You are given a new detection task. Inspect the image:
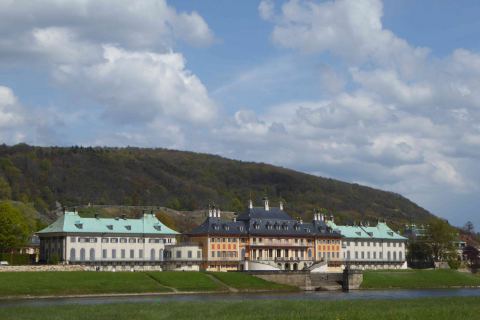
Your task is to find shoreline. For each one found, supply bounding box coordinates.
[3,286,480,301]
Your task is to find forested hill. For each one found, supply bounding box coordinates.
[0,144,438,228]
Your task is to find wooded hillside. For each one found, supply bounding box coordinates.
[0,144,438,228]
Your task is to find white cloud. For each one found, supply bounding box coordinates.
[259,0,275,21]
[55,45,217,125]
[0,0,214,65]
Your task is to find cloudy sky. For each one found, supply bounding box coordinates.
[1,0,480,228]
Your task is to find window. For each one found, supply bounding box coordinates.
[197,251,201,258]
[111,238,118,243]
[373,252,377,259]
[387,242,390,247]
[176,251,182,259]
[367,252,370,259]
[188,250,192,258]
[361,252,364,259]
[399,251,403,261]
[139,249,143,259]
[70,248,76,261]
[129,238,136,243]
[379,252,383,259]
[89,248,95,261]
[387,251,391,260]
[211,238,215,243]
[393,251,397,261]
[151,249,156,260]
[121,249,125,259]
[347,251,351,260]
[130,249,134,259]
[393,242,396,248]
[211,251,215,258]
[217,251,220,257]
[70,237,76,243]
[355,252,358,259]
[102,249,107,259]
[112,249,116,259]
[120,238,127,243]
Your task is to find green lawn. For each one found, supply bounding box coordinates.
[361,269,480,289]
[2,297,480,320]
[210,272,296,291]
[146,272,222,292]
[0,272,171,297]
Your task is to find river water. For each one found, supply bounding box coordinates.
[1,289,480,308]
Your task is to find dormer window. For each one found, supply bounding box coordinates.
[106,225,113,230]
[213,224,219,230]
[74,223,83,229]
[223,225,229,231]
[125,225,131,230]
[387,231,394,236]
[355,231,361,236]
[294,224,300,231]
[154,225,162,231]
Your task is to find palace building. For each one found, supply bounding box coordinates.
[186,198,343,272]
[326,219,407,270]
[37,210,178,271]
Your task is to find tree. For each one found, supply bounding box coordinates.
[426,219,457,262]
[0,201,32,252]
[0,177,11,200]
[463,221,475,234]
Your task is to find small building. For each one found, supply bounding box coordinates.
[326,220,407,270]
[37,210,178,271]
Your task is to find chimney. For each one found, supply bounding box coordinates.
[248,199,253,209]
[279,200,284,211]
[263,197,269,211]
[208,204,213,218]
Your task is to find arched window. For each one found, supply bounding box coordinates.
[159,249,164,261]
[150,249,156,261]
[89,248,95,261]
[399,251,403,261]
[80,248,85,261]
[308,250,312,258]
[387,251,391,261]
[393,251,397,261]
[70,248,76,261]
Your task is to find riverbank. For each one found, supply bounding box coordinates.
[0,271,295,298]
[361,269,480,289]
[2,296,480,320]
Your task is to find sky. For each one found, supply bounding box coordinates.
[1,0,480,229]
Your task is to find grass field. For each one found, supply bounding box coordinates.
[0,272,170,297]
[147,272,222,292]
[361,269,480,289]
[0,271,295,297]
[210,272,295,291]
[2,297,480,320]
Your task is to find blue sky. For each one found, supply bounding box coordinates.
[1,0,480,229]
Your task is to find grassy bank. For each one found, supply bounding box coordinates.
[0,271,295,297]
[2,297,480,320]
[210,272,295,291]
[361,269,480,289]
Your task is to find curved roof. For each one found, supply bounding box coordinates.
[37,211,179,235]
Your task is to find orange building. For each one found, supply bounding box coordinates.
[187,198,342,271]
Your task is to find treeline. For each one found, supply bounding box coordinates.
[0,144,437,227]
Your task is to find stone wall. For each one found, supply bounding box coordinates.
[0,265,88,272]
[250,271,347,291]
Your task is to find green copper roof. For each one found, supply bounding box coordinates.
[37,212,179,235]
[326,221,406,240]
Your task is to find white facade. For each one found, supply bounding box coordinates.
[342,239,407,270]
